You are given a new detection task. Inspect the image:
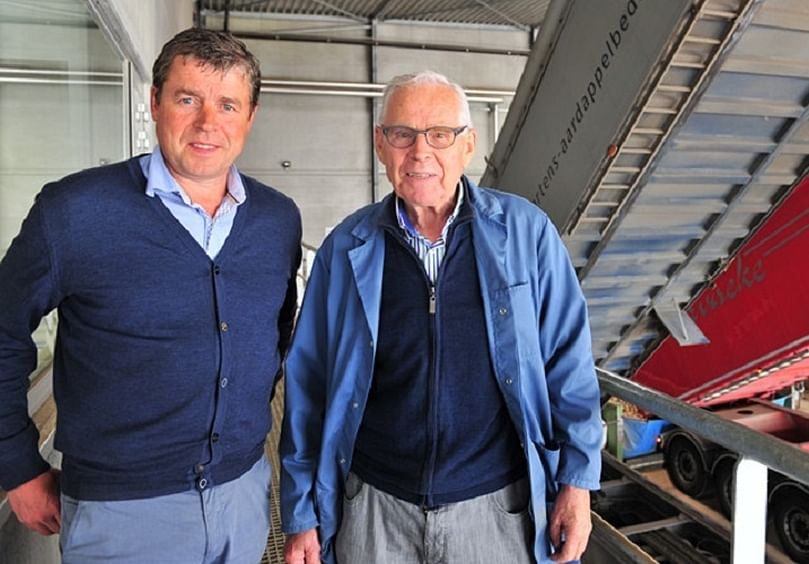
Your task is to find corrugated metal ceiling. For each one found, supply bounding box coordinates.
[199,0,550,28]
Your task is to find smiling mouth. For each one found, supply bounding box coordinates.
[190,142,218,150]
[406,172,434,178]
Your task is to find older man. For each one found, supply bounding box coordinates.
[281,71,601,564]
[0,29,300,563]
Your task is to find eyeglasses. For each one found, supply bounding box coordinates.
[379,125,468,149]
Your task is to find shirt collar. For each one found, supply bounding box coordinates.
[395,182,465,241]
[142,146,246,206]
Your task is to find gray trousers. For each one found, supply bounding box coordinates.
[335,473,535,564]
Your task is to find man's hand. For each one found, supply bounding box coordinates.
[7,469,61,535]
[548,484,591,562]
[284,528,321,564]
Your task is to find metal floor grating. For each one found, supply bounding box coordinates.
[261,382,286,564]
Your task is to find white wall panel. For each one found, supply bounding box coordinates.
[240,93,372,244]
[224,16,527,247]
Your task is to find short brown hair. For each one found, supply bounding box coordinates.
[152,28,261,109]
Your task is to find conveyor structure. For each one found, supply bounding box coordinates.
[485,0,809,377]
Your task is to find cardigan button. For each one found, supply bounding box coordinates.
[498,307,508,316]
[213,265,221,275]
[220,321,229,332]
[505,377,513,385]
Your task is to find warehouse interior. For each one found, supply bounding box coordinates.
[3,0,809,562]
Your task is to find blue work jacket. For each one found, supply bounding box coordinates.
[280,177,602,563]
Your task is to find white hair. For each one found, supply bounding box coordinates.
[380,70,473,127]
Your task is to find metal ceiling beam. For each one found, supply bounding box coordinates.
[200,1,540,30]
[199,0,544,28]
[369,0,395,20]
[309,0,366,23]
[473,0,529,31]
[394,0,530,28]
[234,30,530,56]
[209,0,269,10]
[256,23,371,35]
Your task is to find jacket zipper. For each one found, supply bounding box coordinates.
[425,279,440,507]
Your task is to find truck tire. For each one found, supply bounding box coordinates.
[713,458,734,518]
[772,488,809,563]
[666,436,707,498]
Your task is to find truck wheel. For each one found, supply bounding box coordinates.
[773,489,809,563]
[713,459,734,518]
[666,436,707,497]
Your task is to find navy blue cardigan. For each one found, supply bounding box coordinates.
[352,201,526,506]
[0,157,301,500]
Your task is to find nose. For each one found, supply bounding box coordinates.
[409,131,433,157]
[194,103,217,130]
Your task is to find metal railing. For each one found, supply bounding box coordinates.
[296,242,318,306]
[598,368,809,562]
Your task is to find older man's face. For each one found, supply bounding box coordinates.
[375,84,476,213]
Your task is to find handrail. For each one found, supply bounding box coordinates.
[296,242,319,302]
[598,367,809,561]
[597,367,809,486]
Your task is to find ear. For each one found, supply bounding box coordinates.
[374,126,385,160]
[149,86,160,121]
[462,127,477,168]
[246,103,258,130]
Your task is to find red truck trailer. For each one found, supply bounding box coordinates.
[630,174,809,562]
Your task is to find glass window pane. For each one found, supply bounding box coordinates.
[0,0,126,377]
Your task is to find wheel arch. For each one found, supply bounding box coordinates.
[770,476,809,504]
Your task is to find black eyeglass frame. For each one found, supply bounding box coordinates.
[378,125,469,149]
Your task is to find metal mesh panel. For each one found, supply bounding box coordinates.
[261,383,286,563]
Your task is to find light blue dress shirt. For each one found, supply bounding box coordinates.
[140,147,245,258]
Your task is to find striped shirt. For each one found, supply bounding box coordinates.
[395,184,464,283]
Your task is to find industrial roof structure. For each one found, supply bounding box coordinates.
[202,0,809,379]
[199,0,550,29]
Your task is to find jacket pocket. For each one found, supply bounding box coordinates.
[342,471,365,504]
[59,494,86,553]
[536,440,561,500]
[491,477,531,517]
[507,283,541,362]
[526,439,561,514]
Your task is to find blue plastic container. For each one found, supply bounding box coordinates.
[622,418,670,458]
